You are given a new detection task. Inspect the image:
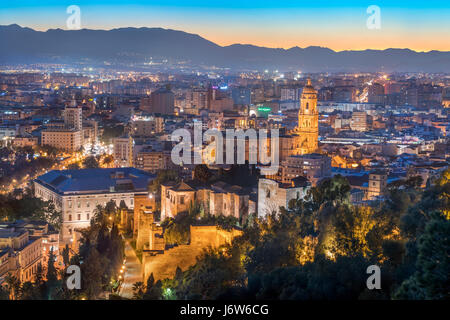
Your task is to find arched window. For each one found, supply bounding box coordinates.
[306,102,309,110]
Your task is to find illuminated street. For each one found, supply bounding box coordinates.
[119,240,143,299]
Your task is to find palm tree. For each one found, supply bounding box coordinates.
[5,273,20,300]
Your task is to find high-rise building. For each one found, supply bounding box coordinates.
[131,115,164,137]
[64,106,83,131]
[350,111,369,132]
[280,87,301,101]
[113,136,134,167]
[187,89,208,109]
[231,87,251,105]
[368,83,385,104]
[150,86,174,115]
[135,149,175,173]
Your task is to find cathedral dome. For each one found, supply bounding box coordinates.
[302,78,316,94]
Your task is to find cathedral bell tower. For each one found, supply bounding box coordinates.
[296,78,318,154]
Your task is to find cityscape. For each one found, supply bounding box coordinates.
[0,1,449,307]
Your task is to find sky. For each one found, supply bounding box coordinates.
[1,0,449,51]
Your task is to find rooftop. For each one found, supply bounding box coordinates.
[34,167,155,195]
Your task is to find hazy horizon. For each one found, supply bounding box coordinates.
[1,0,449,52]
[2,23,449,54]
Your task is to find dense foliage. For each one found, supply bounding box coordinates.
[136,169,450,300]
[1,202,124,300]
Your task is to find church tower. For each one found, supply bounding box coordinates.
[296,78,318,154]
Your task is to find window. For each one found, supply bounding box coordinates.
[68,215,72,221]
[266,189,271,198]
[180,196,185,204]
[87,213,90,220]
[78,214,81,221]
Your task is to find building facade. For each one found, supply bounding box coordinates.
[41,128,82,152]
[113,136,134,167]
[257,177,310,217]
[0,226,42,285]
[293,78,319,154]
[34,168,154,242]
[281,153,332,186]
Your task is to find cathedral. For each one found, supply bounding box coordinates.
[293,78,319,154]
[242,78,319,169]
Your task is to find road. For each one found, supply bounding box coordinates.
[119,240,143,299]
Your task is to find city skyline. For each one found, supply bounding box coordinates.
[1,0,450,52]
[0,1,448,305]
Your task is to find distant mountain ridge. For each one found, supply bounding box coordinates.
[1,24,449,72]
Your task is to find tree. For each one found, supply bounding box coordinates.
[0,285,9,300]
[142,273,161,300]
[394,213,450,299]
[4,273,20,300]
[308,174,351,209]
[149,169,179,195]
[193,164,212,183]
[81,248,108,299]
[46,247,58,290]
[102,155,114,167]
[68,162,80,170]
[83,156,99,169]
[62,245,70,266]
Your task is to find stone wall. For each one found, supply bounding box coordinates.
[133,194,154,237]
[142,225,242,282]
[190,225,242,248]
[136,211,154,251]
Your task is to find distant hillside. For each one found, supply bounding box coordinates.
[1,24,449,72]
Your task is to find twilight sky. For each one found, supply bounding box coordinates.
[1,0,449,51]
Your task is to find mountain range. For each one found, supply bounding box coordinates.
[1,24,449,72]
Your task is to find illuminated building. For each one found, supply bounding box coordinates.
[63,105,83,131]
[41,128,82,152]
[131,115,164,137]
[34,168,154,242]
[293,78,319,154]
[367,170,388,200]
[257,177,310,217]
[350,111,370,132]
[0,225,42,285]
[281,153,332,186]
[113,136,134,167]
